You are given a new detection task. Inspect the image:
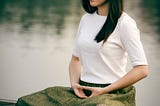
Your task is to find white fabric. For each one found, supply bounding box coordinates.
[72,12,148,84]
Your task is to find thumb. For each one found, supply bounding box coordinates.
[89,93,95,98]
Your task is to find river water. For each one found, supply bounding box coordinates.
[0,0,160,105]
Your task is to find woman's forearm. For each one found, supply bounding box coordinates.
[102,65,149,93]
[69,55,82,87]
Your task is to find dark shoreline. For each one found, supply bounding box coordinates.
[0,101,15,106]
[140,0,160,33]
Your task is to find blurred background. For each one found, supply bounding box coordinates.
[0,0,159,106]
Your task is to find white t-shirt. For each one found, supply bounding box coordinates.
[72,12,148,84]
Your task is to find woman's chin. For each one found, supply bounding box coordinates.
[90,4,97,7]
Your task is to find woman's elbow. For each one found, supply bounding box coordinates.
[139,65,149,78]
[134,65,149,78]
[141,68,149,78]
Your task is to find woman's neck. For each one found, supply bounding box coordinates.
[97,3,109,16]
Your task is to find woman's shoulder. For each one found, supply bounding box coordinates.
[81,12,95,20]
[79,12,96,25]
[77,13,93,29]
[118,12,138,29]
[120,12,136,22]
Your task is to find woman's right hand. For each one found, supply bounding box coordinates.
[72,83,88,99]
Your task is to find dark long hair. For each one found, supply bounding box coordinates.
[82,0,123,43]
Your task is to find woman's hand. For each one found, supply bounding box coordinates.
[72,83,88,99]
[72,83,106,98]
[82,86,105,98]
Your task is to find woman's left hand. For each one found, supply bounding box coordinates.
[82,86,105,98]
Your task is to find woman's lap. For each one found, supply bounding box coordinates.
[16,86,136,106]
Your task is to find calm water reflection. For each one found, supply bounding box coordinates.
[141,0,160,34]
[0,0,83,37]
[0,0,83,101]
[0,0,160,106]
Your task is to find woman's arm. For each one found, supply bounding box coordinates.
[69,55,88,98]
[69,55,81,87]
[83,65,148,97]
[102,65,148,93]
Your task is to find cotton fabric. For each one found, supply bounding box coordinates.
[73,12,148,84]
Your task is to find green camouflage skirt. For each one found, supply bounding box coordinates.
[16,80,136,106]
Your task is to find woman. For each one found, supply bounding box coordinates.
[69,0,148,105]
[16,0,148,106]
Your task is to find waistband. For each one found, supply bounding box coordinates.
[79,80,111,88]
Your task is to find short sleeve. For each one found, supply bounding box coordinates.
[72,15,85,57]
[119,16,148,67]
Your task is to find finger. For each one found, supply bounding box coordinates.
[82,86,94,91]
[89,92,96,98]
[76,93,88,99]
[74,89,88,99]
[79,90,89,98]
[75,84,83,89]
[80,95,88,99]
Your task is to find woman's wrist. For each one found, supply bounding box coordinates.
[100,87,107,94]
[71,82,79,88]
[101,85,111,94]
